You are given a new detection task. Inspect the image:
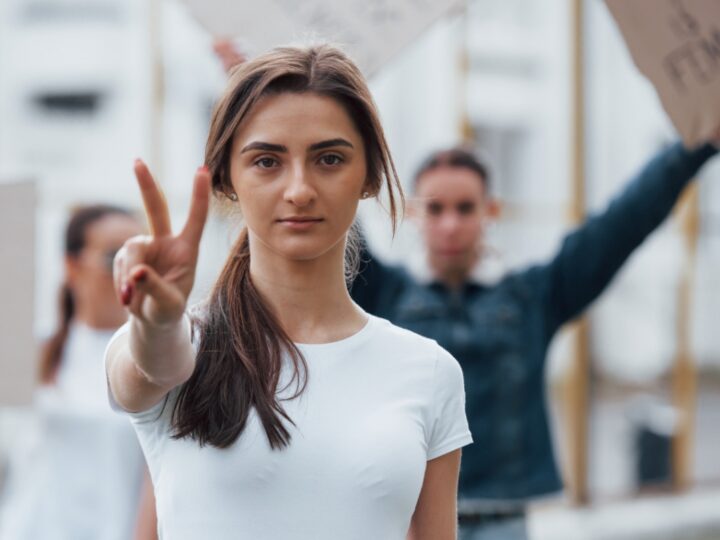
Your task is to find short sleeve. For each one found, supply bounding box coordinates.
[426,346,473,460]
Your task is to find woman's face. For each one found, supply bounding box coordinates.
[229,92,368,262]
[414,167,489,280]
[67,214,143,326]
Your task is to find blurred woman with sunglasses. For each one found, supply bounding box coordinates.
[0,205,149,540]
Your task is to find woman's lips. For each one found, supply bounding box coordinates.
[277,217,324,230]
[437,248,465,257]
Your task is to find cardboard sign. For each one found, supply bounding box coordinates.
[606,0,720,147]
[0,180,36,406]
[180,0,464,76]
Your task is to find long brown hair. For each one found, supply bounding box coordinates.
[171,44,404,449]
[39,204,134,384]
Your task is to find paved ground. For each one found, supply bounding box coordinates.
[530,377,720,539]
[529,487,720,540]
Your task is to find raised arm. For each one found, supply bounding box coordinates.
[541,141,717,331]
[106,161,210,413]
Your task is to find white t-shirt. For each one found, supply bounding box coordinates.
[107,314,472,540]
[0,323,145,540]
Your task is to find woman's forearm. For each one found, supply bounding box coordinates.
[128,314,195,388]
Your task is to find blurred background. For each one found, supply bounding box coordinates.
[0,0,719,538]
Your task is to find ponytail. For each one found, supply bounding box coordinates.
[38,284,75,384]
[172,229,307,449]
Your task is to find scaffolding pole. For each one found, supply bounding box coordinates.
[565,0,590,506]
[672,183,700,491]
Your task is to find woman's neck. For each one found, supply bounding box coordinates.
[429,249,480,291]
[248,235,365,344]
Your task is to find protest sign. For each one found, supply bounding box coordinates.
[180,0,464,76]
[606,0,720,147]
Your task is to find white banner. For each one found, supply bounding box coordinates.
[180,0,465,77]
[606,0,720,147]
[0,180,36,406]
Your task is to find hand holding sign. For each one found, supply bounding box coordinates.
[212,39,247,74]
[606,0,720,147]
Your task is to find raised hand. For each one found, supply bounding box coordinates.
[212,38,247,74]
[114,160,210,327]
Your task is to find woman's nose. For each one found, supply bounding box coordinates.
[283,166,316,207]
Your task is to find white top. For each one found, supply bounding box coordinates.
[107,314,472,540]
[42,322,128,412]
[0,323,145,540]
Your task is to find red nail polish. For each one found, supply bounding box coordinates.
[133,269,148,283]
[121,284,133,305]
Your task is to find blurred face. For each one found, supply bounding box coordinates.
[67,214,143,327]
[414,166,491,283]
[229,92,368,262]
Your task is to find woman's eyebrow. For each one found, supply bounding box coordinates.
[240,141,288,153]
[240,138,354,154]
[308,138,354,151]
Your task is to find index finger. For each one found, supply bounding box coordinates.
[134,159,172,237]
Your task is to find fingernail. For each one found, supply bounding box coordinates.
[133,269,148,283]
[121,284,133,305]
[198,165,209,173]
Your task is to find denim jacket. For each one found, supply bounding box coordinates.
[350,142,717,500]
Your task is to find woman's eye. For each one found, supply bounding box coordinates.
[457,202,476,215]
[426,202,443,216]
[255,157,278,169]
[319,154,343,166]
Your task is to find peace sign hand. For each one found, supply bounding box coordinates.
[114,160,210,327]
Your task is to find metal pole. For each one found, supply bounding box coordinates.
[565,0,590,506]
[458,1,474,144]
[149,0,164,182]
[671,183,700,491]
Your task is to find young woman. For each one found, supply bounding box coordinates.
[0,205,148,540]
[106,45,472,539]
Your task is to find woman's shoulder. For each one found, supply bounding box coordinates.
[366,316,465,408]
[367,315,449,363]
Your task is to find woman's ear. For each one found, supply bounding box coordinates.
[360,181,377,200]
[406,197,424,222]
[484,198,502,221]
